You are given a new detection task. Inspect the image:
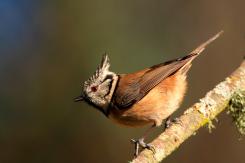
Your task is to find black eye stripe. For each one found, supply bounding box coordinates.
[103,79,113,97]
[103,75,113,82]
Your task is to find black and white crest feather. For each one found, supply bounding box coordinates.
[84,54,111,88]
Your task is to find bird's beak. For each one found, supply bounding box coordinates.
[74,95,84,102]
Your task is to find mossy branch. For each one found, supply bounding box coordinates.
[131,59,245,163]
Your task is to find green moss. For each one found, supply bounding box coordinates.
[227,90,245,135]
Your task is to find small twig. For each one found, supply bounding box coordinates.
[131,59,245,163]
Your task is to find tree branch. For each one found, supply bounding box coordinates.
[131,59,245,163]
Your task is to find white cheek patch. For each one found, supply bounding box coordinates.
[100,79,111,89]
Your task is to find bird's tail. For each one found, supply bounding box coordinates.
[180,31,223,74]
[188,31,223,60]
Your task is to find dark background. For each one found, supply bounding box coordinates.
[1,0,245,163]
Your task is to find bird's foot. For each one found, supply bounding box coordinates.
[165,117,181,129]
[131,138,155,157]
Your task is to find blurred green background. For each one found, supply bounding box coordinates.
[1,0,245,163]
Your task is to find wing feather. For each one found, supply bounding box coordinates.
[113,57,191,108]
[112,31,223,109]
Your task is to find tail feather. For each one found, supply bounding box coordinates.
[188,30,224,60]
[179,31,223,74]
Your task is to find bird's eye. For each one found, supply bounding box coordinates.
[91,86,98,92]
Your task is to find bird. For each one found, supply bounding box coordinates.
[74,31,223,156]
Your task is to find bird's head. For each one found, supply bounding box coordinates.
[74,54,118,115]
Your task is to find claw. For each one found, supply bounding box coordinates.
[165,118,171,128]
[165,117,181,129]
[173,117,181,124]
[131,138,155,157]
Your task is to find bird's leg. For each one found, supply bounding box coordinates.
[131,125,155,157]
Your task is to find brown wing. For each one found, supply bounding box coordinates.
[113,55,194,108]
[113,31,223,109]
